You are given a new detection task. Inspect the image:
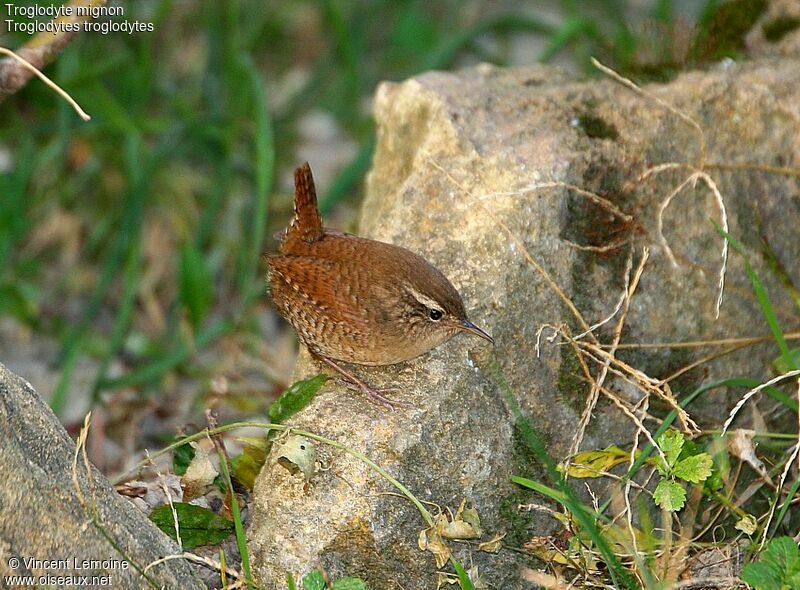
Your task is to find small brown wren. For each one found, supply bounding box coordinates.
[266,162,493,406]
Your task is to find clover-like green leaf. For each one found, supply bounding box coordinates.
[653,479,686,512]
[741,537,800,590]
[658,430,685,471]
[672,453,713,484]
[302,570,327,590]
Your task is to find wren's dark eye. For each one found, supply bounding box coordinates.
[428,308,443,321]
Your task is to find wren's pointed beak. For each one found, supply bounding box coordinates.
[459,319,494,344]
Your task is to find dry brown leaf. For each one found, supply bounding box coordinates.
[418,514,451,568]
[182,442,218,501]
[477,532,505,553]
[727,429,771,483]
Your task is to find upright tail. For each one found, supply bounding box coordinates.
[282,162,324,249]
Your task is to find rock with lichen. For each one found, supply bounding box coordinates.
[249,54,800,588]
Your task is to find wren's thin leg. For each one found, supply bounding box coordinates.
[318,355,413,409]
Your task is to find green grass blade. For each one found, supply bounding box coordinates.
[512,476,639,589]
[480,353,638,589]
[771,473,800,538]
[538,18,597,63]
[450,556,474,590]
[714,223,796,370]
[178,241,214,330]
[90,242,141,404]
[213,436,253,589]
[421,14,555,72]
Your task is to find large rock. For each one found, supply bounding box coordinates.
[250,56,800,588]
[0,362,204,589]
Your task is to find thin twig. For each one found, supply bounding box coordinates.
[0,46,90,120]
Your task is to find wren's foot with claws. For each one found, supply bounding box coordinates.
[318,356,415,409]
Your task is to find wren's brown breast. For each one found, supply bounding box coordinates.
[267,162,492,370]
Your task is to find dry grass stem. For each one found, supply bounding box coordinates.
[0,46,91,120]
[706,162,800,178]
[656,174,698,269]
[562,327,670,468]
[591,57,706,166]
[144,552,242,581]
[721,370,800,434]
[761,440,800,549]
[71,412,93,509]
[145,449,183,551]
[563,238,630,253]
[592,60,730,319]
[598,382,666,464]
[518,181,633,222]
[535,323,564,358]
[652,169,729,319]
[609,330,800,350]
[661,343,751,384]
[580,341,698,433]
[760,378,800,548]
[573,247,634,342]
[569,248,646,459]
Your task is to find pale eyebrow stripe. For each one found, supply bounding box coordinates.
[406,287,442,311]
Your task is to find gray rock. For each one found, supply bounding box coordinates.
[250,56,800,589]
[0,362,204,589]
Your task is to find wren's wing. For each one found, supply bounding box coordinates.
[267,254,370,339]
[281,162,323,252]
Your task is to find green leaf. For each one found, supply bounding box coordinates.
[302,570,327,590]
[269,374,327,423]
[178,242,213,330]
[172,441,196,476]
[564,445,631,478]
[653,479,686,512]
[654,430,686,476]
[149,502,233,550]
[231,436,270,490]
[742,557,784,589]
[741,537,800,590]
[331,577,368,590]
[451,557,474,590]
[658,430,685,471]
[287,572,297,590]
[672,453,713,484]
